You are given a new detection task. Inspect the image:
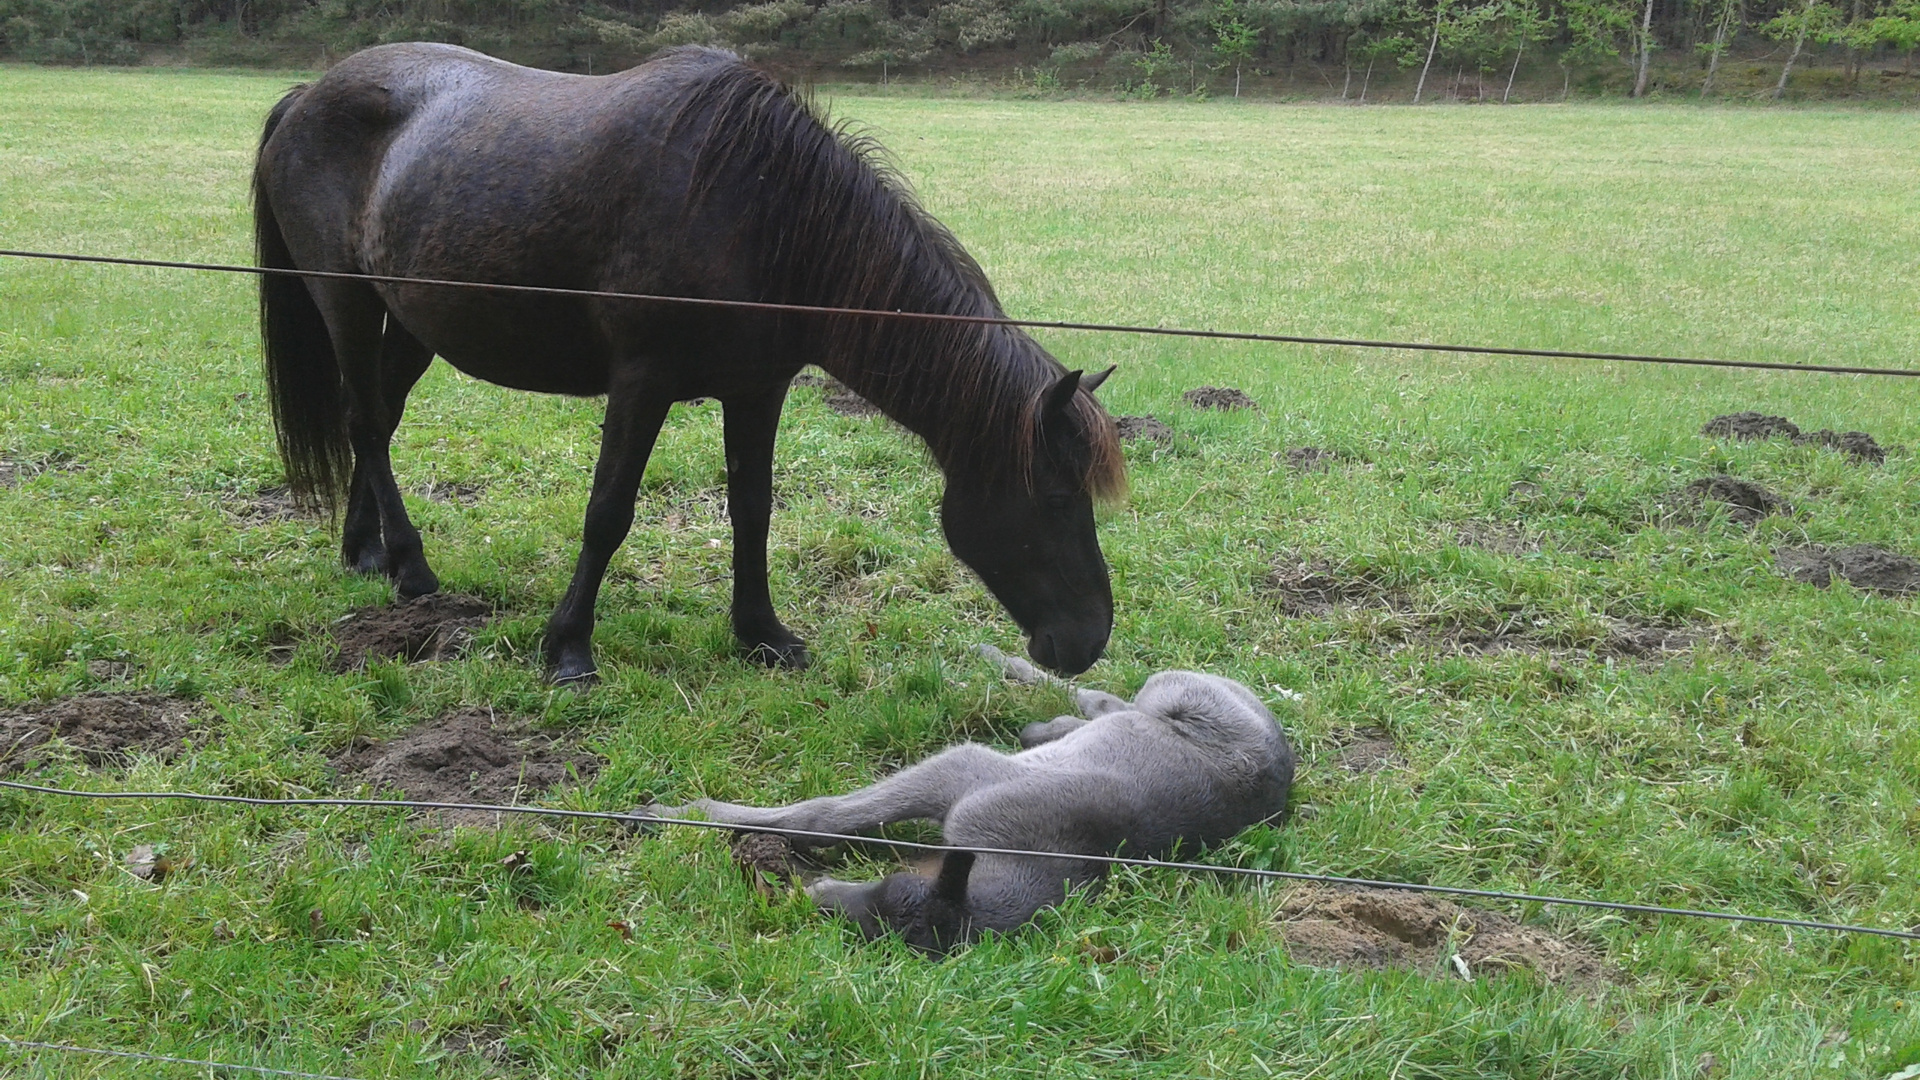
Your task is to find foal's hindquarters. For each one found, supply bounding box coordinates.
[641,668,1295,953]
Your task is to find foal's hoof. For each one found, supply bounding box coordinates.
[622,804,668,836]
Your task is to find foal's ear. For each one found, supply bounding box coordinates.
[933,850,976,905]
[1041,370,1083,419]
[1081,365,1117,395]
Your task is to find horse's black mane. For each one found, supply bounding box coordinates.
[662,48,1124,500]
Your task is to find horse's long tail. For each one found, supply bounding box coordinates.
[254,85,349,512]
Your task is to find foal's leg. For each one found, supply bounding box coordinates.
[644,744,1025,839]
[722,387,807,668]
[340,315,436,595]
[544,366,674,683]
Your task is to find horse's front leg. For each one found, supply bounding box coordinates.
[722,386,807,668]
[544,370,673,684]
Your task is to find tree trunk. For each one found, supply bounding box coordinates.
[1360,56,1374,102]
[1561,63,1570,99]
[1701,0,1732,96]
[1632,0,1655,96]
[1505,35,1524,102]
[1414,6,1442,102]
[1342,62,1352,99]
[1846,0,1863,86]
[1235,64,1242,97]
[1774,0,1813,98]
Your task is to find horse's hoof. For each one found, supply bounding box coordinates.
[622,804,666,836]
[344,546,386,577]
[741,639,810,670]
[550,664,599,689]
[394,566,440,601]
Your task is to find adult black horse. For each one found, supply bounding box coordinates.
[253,43,1126,682]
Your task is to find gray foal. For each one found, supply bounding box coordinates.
[639,647,1296,953]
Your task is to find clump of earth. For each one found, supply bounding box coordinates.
[1266,557,1399,616]
[0,693,203,775]
[331,708,601,820]
[330,594,492,672]
[1775,544,1920,596]
[1277,886,1605,984]
[1115,416,1173,443]
[1700,413,1886,464]
[1182,386,1258,411]
[1682,476,1792,524]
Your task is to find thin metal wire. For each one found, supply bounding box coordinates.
[4,779,1914,941]
[0,1036,364,1080]
[3,247,1916,379]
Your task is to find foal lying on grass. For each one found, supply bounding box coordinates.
[637,647,1296,954]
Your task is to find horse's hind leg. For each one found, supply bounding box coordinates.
[722,387,807,668]
[644,743,1025,839]
[340,314,436,594]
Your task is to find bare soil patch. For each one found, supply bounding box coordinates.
[1266,557,1400,616]
[1277,886,1605,985]
[1442,615,1702,659]
[1283,446,1340,473]
[1452,521,1537,555]
[329,594,492,672]
[1,693,203,775]
[0,452,80,487]
[1115,415,1173,443]
[331,709,601,817]
[413,479,484,505]
[229,484,318,525]
[1332,727,1402,774]
[1182,386,1258,411]
[1775,544,1920,596]
[1681,477,1792,525]
[1701,413,1886,463]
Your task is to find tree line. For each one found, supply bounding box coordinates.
[4,0,1917,98]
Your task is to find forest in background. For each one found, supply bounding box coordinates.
[2,0,1917,99]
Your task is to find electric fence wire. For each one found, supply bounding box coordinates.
[4,779,1915,941]
[3,248,1917,379]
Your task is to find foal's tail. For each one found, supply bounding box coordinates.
[254,85,349,512]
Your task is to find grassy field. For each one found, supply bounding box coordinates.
[3,64,1919,1078]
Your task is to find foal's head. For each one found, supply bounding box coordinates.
[807,851,977,956]
[942,367,1124,676]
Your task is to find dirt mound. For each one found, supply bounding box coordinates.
[0,693,202,775]
[330,594,492,672]
[1776,544,1920,596]
[331,709,600,815]
[1182,386,1258,411]
[1701,413,1886,463]
[822,379,881,418]
[1333,728,1401,774]
[1283,447,1339,473]
[1266,557,1398,616]
[1277,886,1604,984]
[1799,429,1886,464]
[1115,415,1173,443]
[1702,412,1800,441]
[1682,477,1791,524]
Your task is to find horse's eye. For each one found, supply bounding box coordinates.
[1044,493,1071,511]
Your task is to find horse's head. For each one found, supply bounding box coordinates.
[806,852,976,956]
[942,367,1120,676]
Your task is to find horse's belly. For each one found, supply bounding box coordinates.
[391,297,612,397]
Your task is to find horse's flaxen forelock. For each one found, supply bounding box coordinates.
[660,48,1125,503]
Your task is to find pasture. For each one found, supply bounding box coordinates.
[3,64,1919,1078]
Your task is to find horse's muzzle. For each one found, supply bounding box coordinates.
[1029,627,1106,676]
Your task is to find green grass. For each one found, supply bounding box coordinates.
[3,63,1919,1078]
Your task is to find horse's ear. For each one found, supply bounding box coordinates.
[1042,370,1083,418]
[933,850,975,905]
[1081,365,1116,395]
